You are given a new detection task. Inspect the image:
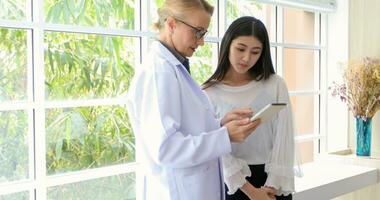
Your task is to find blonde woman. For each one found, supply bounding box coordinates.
[127,1,263,200]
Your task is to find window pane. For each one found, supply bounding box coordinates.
[283,48,316,91]
[190,42,218,85]
[46,105,134,175]
[0,0,27,20]
[44,0,136,30]
[149,0,217,36]
[290,95,314,136]
[0,28,28,101]
[0,191,29,200]
[44,32,136,100]
[47,173,135,200]
[149,0,164,31]
[284,7,315,45]
[298,141,314,164]
[0,110,29,182]
[226,0,275,41]
[208,0,217,37]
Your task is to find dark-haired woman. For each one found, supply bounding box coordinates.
[203,16,295,200]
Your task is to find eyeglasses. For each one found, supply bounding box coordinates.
[175,18,208,39]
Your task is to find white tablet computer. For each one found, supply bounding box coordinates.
[250,103,287,123]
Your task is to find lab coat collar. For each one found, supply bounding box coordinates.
[158,40,190,74]
[152,41,211,111]
[153,41,183,67]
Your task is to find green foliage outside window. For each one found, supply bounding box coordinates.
[44,32,135,100]
[227,0,262,20]
[0,28,27,101]
[42,0,138,177]
[191,43,215,85]
[0,111,28,182]
[154,0,164,7]
[0,27,28,184]
[0,191,28,200]
[0,0,26,20]
[0,1,137,194]
[46,106,135,174]
[45,0,135,29]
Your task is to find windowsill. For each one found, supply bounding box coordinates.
[293,153,379,200]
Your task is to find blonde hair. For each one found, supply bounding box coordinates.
[153,0,214,31]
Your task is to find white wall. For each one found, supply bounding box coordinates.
[347,0,380,158]
[333,0,380,199]
[325,0,349,153]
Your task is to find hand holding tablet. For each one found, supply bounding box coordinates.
[250,103,287,123]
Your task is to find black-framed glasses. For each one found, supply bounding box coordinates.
[175,18,208,39]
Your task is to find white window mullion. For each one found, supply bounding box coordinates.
[33,18,47,200]
[0,20,156,39]
[319,13,328,153]
[295,134,325,143]
[136,1,150,197]
[140,0,149,32]
[289,90,320,96]
[134,34,142,72]
[135,0,142,73]
[276,45,283,75]
[314,13,321,93]
[271,42,324,50]
[134,0,141,32]
[211,42,219,72]
[135,36,144,200]
[0,19,35,29]
[32,0,46,199]
[27,109,34,200]
[27,5,35,194]
[205,36,222,43]
[314,93,321,153]
[0,180,35,196]
[0,102,35,111]
[44,97,129,109]
[26,0,32,21]
[276,6,284,76]
[46,163,140,188]
[135,2,145,200]
[313,52,321,155]
[276,6,283,44]
[269,5,277,42]
[256,0,336,13]
[218,0,227,37]
[43,23,152,37]
[313,13,321,155]
[140,36,149,66]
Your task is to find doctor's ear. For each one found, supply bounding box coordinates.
[165,16,176,34]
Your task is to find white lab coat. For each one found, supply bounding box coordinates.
[127,41,232,200]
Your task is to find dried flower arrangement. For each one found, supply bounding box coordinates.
[329,57,380,121]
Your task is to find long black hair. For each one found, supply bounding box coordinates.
[203,16,275,89]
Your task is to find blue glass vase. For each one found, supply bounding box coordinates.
[356,117,372,156]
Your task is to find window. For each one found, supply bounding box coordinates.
[281,7,324,163]
[1,0,138,199]
[0,0,327,198]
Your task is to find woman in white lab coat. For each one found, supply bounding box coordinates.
[126,1,265,200]
[203,16,295,200]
